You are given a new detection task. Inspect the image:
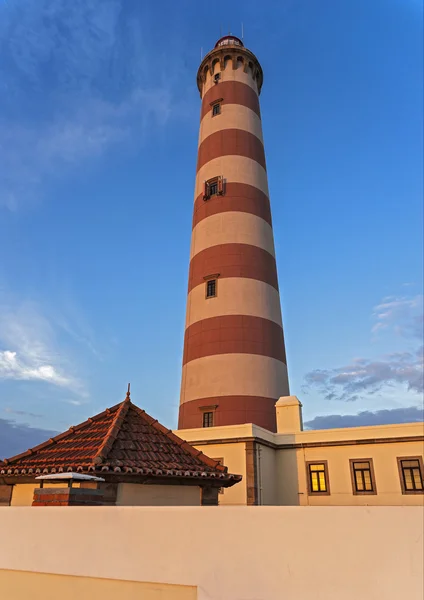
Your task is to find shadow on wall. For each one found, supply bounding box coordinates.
[275,434,301,506]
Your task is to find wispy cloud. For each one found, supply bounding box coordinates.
[303,293,424,403]
[371,294,423,338]
[304,405,424,430]
[48,288,102,360]
[4,407,42,419]
[0,288,88,397]
[0,0,180,210]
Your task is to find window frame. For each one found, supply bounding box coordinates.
[205,278,217,299]
[202,411,214,428]
[203,274,219,299]
[349,458,377,495]
[203,176,224,201]
[397,456,424,495]
[212,102,221,117]
[306,461,330,496]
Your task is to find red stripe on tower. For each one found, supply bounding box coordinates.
[178,35,289,433]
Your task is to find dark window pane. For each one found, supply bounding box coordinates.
[206,279,216,298]
[352,461,374,493]
[212,103,221,116]
[402,460,419,468]
[354,462,369,470]
[401,459,423,492]
[203,412,214,427]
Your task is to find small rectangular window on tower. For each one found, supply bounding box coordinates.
[212,102,221,116]
[206,279,217,298]
[203,411,214,427]
[209,181,218,196]
[350,459,376,494]
[203,176,224,200]
[398,457,424,493]
[307,462,330,495]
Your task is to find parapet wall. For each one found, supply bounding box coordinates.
[0,506,422,600]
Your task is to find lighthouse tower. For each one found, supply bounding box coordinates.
[178,36,289,433]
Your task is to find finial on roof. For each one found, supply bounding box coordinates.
[126,383,131,401]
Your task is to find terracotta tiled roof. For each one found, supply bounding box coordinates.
[1,395,241,486]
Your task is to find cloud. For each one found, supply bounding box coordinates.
[303,294,423,403]
[0,288,87,397]
[0,417,58,460]
[46,284,102,360]
[0,0,180,210]
[371,295,423,338]
[4,407,42,419]
[304,348,423,402]
[304,405,424,430]
[0,350,74,387]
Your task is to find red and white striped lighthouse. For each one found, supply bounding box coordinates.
[178,36,289,433]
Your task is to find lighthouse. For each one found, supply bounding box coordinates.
[178,36,289,433]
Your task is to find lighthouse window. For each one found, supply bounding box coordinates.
[209,181,218,196]
[203,411,214,427]
[206,279,217,298]
[203,176,223,200]
[212,102,221,116]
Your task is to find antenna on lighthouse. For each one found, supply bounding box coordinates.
[241,22,244,41]
[200,47,203,60]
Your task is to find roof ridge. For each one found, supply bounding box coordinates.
[130,403,226,472]
[93,397,131,464]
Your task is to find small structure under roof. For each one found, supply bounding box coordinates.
[1,388,241,505]
[35,473,105,488]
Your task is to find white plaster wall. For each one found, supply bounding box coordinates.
[0,507,422,600]
[199,442,247,505]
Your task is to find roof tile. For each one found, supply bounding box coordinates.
[1,397,241,485]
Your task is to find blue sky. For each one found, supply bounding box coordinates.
[0,0,422,457]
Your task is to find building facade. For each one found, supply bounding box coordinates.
[179,35,289,433]
[177,396,424,506]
